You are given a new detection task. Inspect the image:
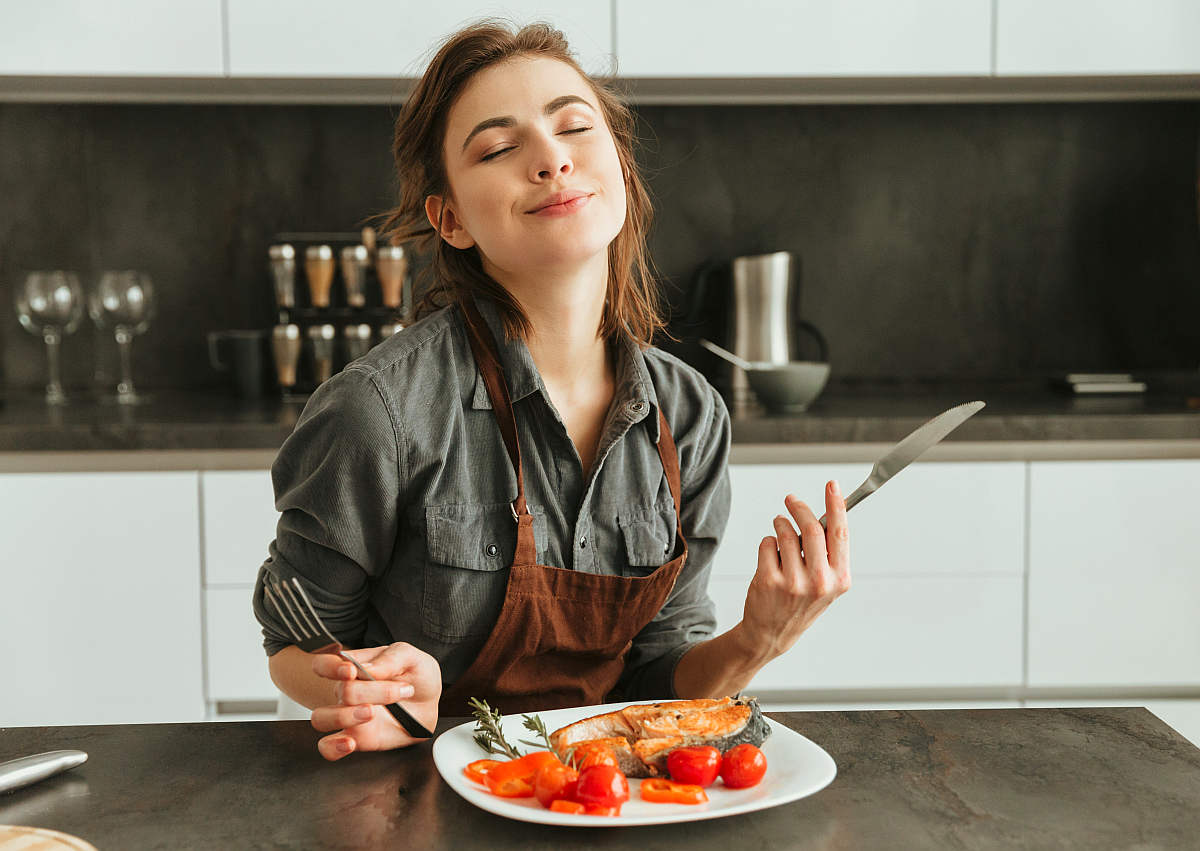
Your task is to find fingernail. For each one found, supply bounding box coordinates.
[354,706,372,721]
[336,738,353,754]
[397,684,415,699]
[831,479,840,495]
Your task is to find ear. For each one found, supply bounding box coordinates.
[424,195,476,250]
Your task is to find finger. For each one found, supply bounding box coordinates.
[772,513,804,585]
[311,654,359,681]
[311,704,376,733]
[343,642,425,680]
[753,535,781,583]
[317,732,356,762]
[825,479,850,575]
[339,678,415,707]
[785,494,830,574]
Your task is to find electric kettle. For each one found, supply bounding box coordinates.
[688,251,828,409]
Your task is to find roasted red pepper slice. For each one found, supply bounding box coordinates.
[640,777,709,805]
[463,758,503,785]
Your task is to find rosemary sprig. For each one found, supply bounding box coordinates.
[468,697,523,759]
[518,714,567,763]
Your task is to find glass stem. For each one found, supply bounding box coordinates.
[115,326,136,399]
[43,327,66,404]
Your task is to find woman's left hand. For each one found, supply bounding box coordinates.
[738,479,851,662]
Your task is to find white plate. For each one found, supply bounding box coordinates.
[432,700,837,827]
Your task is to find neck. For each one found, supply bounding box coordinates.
[484,254,611,397]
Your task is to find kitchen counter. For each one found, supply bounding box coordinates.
[0,379,1198,463]
[2,709,1198,849]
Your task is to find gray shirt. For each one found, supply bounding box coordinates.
[252,298,731,700]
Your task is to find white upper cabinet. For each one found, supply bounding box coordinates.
[615,0,992,77]
[997,0,1200,75]
[0,1,223,76]
[227,1,613,78]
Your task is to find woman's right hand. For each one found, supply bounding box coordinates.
[308,642,442,761]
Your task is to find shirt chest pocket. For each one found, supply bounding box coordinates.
[422,503,547,642]
[617,504,678,577]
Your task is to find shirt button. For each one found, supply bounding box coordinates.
[579,536,588,549]
[485,543,499,557]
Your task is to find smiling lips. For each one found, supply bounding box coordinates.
[527,190,592,216]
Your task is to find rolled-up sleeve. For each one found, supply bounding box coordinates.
[252,366,403,656]
[614,384,731,700]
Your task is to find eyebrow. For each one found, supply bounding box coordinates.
[460,95,595,153]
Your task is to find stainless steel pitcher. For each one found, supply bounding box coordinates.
[691,250,828,409]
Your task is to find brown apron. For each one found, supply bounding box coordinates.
[437,298,689,716]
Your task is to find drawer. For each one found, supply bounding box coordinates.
[711,574,1024,691]
[205,586,277,702]
[202,470,278,585]
[714,462,1026,579]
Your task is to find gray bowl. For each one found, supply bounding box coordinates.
[745,361,831,413]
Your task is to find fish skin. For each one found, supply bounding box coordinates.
[550,697,771,778]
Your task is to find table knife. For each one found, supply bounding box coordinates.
[819,400,986,528]
[0,750,88,794]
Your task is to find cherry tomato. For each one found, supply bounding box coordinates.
[666,746,721,787]
[583,804,622,816]
[572,742,619,770]
[533,761,579,809]
[463,759,503,785]
[549,799,586,814]
[573,765,630,809]
[640,777,708,805]
[720,744,768,789]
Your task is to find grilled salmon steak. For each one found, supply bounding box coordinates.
[549,697,771,777]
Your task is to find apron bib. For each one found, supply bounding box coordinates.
[437,299,689,716]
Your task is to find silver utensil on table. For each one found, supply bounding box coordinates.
[819,400,986,528]
[262,574,434,739]
[0,750,87,794]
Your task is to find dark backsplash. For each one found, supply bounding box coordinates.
[1,99,1198,394]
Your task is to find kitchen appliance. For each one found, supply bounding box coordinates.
[688,251,828,410]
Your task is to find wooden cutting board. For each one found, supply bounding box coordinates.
[0,825,97,850]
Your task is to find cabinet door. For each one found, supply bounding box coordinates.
[205,587,277,702]
[228,1,613,77]
[202,470,278,585]
[1028,460,1200,687]
[0,472,204,725]
[712,574,1024,690]
[615,0,991,77]
[0,1,223,76]
[714,462,1026,579]
[996,0,1200,74]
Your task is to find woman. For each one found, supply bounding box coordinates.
[253,21,850,762]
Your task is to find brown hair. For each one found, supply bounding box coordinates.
[376,20,664,346]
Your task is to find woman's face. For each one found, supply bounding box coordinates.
[430,56,627,281]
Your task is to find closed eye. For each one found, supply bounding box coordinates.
[561,126,592,135]
[481,147,514,162]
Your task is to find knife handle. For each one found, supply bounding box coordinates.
[0,750,88,794]
[335,651,435,739]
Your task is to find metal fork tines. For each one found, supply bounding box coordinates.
[262,574,434,739]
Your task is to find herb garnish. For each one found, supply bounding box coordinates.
[468,697,524,759]
[518,714,567,763]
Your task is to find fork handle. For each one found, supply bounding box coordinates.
[336,651,435,739]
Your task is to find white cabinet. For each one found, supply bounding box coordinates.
[0,1,223,76]
[201,470,279,706]
[615,0,992,77]
[996,0,1200,75]
[227,1,613,78]
[0,472,205,726]
[714,462,1026,692]
[1027,460,1200,688]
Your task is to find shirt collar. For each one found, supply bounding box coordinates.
[468,298,661,442]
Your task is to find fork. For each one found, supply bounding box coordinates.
[262,574,434,739]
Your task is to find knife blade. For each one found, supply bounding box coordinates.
[819,400,985,528]
[0,750,88,794]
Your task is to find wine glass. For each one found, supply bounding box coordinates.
[89,271,156,405]
[14,271,84,405]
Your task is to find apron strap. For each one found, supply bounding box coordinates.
[655,407,688,561]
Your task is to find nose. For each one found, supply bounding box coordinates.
[529,132,573,181]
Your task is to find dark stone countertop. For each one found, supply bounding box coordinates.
[1,377,1199,454]
[1,709,1198,849]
